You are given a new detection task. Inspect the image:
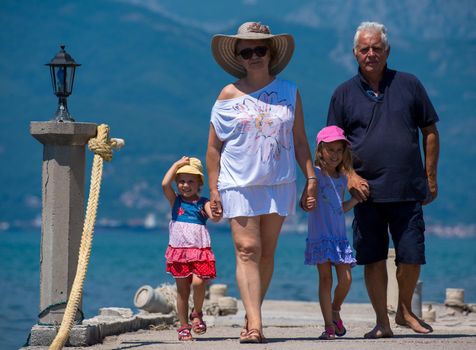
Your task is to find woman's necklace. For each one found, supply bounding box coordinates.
[323,169,341,204]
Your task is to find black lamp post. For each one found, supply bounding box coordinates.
[46,45,81,122]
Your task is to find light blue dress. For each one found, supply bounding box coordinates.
[305,167,356,266]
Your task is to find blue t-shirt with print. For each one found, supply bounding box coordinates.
[171,196,209,225]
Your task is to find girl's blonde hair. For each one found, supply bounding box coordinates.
[314,140,353,174]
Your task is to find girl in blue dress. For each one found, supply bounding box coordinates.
[304,126,361,340]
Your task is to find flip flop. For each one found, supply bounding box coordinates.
[318,326,336,340]
[333,319,347,337]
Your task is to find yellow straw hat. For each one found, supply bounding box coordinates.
[175,157,204,184]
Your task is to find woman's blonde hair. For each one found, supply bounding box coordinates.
[314,140,353,174]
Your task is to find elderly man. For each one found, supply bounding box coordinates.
[327,21,440,338]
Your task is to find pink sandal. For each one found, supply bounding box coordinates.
[177,324,193,341]
[190,309,207,335]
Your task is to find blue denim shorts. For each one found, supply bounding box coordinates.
[352,201,426,265]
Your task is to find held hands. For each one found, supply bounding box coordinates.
[300,178,318,211]
[348,173,370,202]
[209,189,223,219]
[305,196,317,210]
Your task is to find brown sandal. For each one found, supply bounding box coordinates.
[189,309,207,335]
[239,328,265,344]
[177,324,193,341]
[240,314,248,337]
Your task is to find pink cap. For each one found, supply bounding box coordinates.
[316,125,350,146]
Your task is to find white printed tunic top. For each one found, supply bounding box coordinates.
[210,78,297,190]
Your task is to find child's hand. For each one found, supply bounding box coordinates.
[175,156,190,168]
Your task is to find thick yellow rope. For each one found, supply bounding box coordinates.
[49,124,123,350]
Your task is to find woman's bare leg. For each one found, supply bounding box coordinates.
[258,213,285,302]
[230,216,263,333]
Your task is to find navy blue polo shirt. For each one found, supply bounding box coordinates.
[327,67,439,202]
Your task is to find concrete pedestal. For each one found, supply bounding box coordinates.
[30,121,97,325]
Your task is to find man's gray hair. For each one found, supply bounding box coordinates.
[353,21,389,50]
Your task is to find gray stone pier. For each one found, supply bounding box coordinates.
[30,121,97,325]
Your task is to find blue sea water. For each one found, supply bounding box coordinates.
[1,228,476,349]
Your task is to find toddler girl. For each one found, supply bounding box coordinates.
[304,126,359,340]
[162,156,221,341]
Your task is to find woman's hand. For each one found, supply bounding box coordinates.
[300,179,317,211]
[209,189,223,219]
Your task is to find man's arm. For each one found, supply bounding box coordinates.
[344,169,369,202]
[421,123,440,205]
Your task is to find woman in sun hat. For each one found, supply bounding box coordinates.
[206,21,317,343]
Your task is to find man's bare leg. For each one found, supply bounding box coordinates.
[364,260,394,339]
[395,263,433,333]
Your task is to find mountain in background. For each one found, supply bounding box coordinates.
[1,0,475,233]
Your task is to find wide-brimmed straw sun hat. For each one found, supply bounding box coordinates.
[211,21,295,78]
[175,157,204,184]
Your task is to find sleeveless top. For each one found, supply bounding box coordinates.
[210,78,297,190]
[168,196,211,249]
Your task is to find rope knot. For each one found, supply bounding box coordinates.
[88,124,124,161]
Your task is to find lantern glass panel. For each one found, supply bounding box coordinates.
[66,66,76,94]
[57,66,67,95]
[49,66,56,94]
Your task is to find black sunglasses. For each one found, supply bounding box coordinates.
[237,46,268,60]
